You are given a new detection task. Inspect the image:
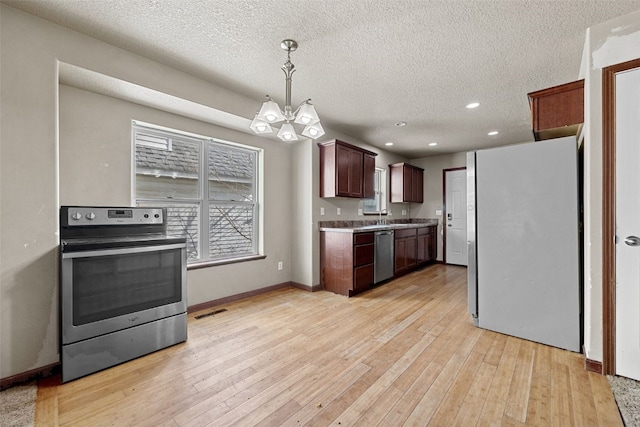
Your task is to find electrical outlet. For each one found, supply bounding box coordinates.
[358,208,363,216]
[277,261,283,271]
[402,209,407,216]
[337,208,341,215]
[435,209,442,215]
[320,207,325,215]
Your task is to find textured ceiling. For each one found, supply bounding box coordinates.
[5,0,640,158]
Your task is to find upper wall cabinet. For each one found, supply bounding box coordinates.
[527,79,584,141]
[319,139,377,198]
[389,162,424,203]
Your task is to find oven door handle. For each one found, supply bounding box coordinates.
[61,243,187,259]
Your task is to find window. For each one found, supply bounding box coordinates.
[133,122,260,264]
[363,168,387,214]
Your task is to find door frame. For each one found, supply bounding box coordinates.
[442,167,466,264]
[602,57,640,375]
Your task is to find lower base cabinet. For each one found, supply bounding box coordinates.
[320,231,374,297]
[417,226,437,264]
[395,225,437,276]
[321,225,437,297]
[394,228,417,276]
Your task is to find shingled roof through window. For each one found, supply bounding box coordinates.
[208,145,253,183]
[136,140,198,176]
[136,139,253,183]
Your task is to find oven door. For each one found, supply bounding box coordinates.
[61,242,187,345]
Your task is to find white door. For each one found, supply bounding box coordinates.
[445,168,467,265]
[616,66,640,381]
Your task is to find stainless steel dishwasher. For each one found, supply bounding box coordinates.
[374,230,394,283]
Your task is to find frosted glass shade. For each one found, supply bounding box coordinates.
[257,99,285,123]
[301,122,325,139]
[294,102,320,125]
[277,122,299,141]
[249,114,273,134]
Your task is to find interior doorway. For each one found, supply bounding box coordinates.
[602,57,640,378]
[443,167,467,265]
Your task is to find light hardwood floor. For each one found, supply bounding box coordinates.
[35,264,622,426]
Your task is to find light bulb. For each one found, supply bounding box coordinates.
[277,122,299,141]
[300,116,312,124]
[265,114,277,122]
[309,128,318,136]
[257,125,267,132]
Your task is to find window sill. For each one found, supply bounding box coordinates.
[187,254,266,270]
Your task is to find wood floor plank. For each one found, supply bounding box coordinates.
[330,331,437,424]
[476,336,522,426]
[32,264,622,427]
[525,341,551,426]
[426,335,488,426]
[212,363,319,426]
[34,396,59,427]
[588,370,625,426]
[561,349,601,427]
[402,352,469,426]
[378,361,443,426]
[550,351,575,427]
[449,361,497,426]
[504,339,536,422]
[353,385,404,426]
[280,363,371,427]
[483,332,508,366]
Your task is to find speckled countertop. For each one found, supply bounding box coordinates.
[319,218,438,233]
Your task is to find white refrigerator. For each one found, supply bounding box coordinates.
[467,136,581,352]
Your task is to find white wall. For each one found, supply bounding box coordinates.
[582,9,640,363]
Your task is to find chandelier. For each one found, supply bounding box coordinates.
[250,39,325,141]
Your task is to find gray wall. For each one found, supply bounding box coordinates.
[411,152,467,261]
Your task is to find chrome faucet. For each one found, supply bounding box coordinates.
[377,209,387,225]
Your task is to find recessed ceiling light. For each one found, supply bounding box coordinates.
[385,142,394,146]
[429,142,438,146]
[488,131,499,136]
[466,102,480,109]
[394,121,407,127]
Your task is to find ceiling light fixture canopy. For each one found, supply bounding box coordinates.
[250,39,324,142]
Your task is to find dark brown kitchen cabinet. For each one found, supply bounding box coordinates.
[527,79,584,141]
[389,163,424,203]
[363,152,376,200]
[319,139,377,198]
[394,228,417,276]
[417,225,437,265]
[320,231,374,297]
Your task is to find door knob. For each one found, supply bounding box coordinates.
[624,236,640,246]
[447,224,452,227]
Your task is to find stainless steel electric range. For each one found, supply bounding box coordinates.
[59,206,187,383]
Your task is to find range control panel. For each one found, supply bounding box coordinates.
[64,207,164,226]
